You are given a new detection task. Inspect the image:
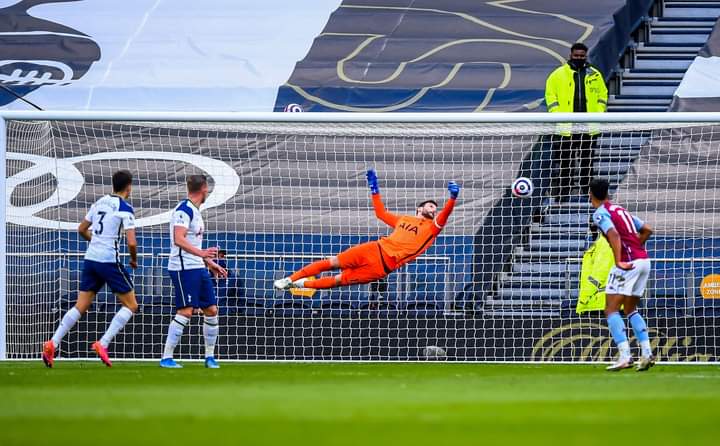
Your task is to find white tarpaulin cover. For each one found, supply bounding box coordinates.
[0,0,341,111]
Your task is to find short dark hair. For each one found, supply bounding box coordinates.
[187,174,208,193]
[571,42,588,53]
[417,199,438,208]
[589,178,610,200]
[112,170,133,193]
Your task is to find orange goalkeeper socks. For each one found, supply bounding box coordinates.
[290,259,333,281]
[303,276,339,289]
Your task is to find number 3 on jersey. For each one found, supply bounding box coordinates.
[94,211,107,235]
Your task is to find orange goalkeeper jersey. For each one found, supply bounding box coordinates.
[371,194,456,268]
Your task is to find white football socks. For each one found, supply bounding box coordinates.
[162,314,189,359]
[203,315,219,358]
[640,340,653,358]
[617,341,631,360]
[51,307,82,348]
[99,306,134,348]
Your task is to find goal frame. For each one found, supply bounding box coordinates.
[1,110,719,362]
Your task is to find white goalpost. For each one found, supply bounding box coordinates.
[1,111,719,363]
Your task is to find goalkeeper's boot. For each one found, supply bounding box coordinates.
[159,358,183,369]
[273,277,292,290]
[635,355,656,372]
[291,278,308,289]
[606,356,634,371]
[92,341,112,367]
[42,340,55,368]
[205,357,220,369]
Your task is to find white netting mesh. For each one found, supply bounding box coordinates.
[4,119,720,362]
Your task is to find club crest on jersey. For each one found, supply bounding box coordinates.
[399,222,418,234]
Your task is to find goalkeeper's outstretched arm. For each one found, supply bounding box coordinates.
[432,181,460,235]
[366,169,399,227]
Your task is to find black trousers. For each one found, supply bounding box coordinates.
[551,133,597,199]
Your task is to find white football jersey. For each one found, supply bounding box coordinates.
[84,195,135,263]
[168,199,205,271]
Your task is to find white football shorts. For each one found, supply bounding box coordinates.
[606,258,652,297]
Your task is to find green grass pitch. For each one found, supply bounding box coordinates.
[2,361,719,446]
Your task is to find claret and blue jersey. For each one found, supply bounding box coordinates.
[592,201,649,262]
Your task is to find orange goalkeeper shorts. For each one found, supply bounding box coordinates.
[336,241,396,286]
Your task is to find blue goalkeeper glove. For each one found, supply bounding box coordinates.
[366,169,380,195]
[448,181,460,199]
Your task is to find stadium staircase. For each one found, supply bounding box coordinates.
[489,0,720,316]
[609,0,720,112]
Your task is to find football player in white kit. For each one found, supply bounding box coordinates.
[42,171,138,368]
[160,175,227,369]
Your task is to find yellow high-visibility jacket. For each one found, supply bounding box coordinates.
[576,234,613,314]
[545,63,608,136]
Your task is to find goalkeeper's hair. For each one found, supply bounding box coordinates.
[590,177,610,200]
[187,174,208,193]
[112,170,133,193]
[417,199,438,208]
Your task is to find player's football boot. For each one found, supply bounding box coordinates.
[159,358,183,368]
[635,355,656,372]
[273,277,292,290]
[92,341,112,367]
[291,278,308,289]
[205,357,220,369]
[606,357,634,371]
[41,340,55,368]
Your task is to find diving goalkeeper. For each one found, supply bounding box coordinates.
[274,169,459,290]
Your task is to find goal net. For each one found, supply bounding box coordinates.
[2,115,719,362]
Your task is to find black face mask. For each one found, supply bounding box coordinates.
[569,59,587,70]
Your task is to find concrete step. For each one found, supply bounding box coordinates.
[634,55,694,70]
[527,238,588,252]
[529,223,588,235]
[545,200,593,211]
[482,303,562,318]
[620,82,679,96]
[608,105,667,112]
[621,79,681,87]
[529,232,588,244]
[597,134,648,148]
[621,69,685,80]
[594,161,632,176]
[649,30,712,44]
[652,17,717,27]
[514,244,587,257]
[504,275,579,286]
[636,43,703,53]
[595,148,642,159]
[662,2,720,18]
[636,41,700,53]
[496,287,578,300]
[511,262,581,275]
[542,212,595,227]
[610,94,673,105]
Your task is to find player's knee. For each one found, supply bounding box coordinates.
[604,303,620,317]
[177,307,193,318]
[74,303,90,314]
[203,305,218,317]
